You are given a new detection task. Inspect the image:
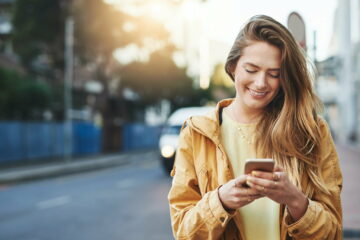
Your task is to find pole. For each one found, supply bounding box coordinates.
[64,16,74,161]
[313,31,317,63]
[313,30,318,92]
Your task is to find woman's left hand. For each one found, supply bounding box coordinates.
[246,165,309,222]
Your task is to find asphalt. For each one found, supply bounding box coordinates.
[0,145,359,238]
[336,143,360,238]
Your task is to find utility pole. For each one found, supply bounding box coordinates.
[313,30,318,92]
[64,16,74,161]
[313,31,317,62]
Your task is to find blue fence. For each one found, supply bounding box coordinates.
[122,123,162,151]
[0,121,102,163]
[0,121,161,164]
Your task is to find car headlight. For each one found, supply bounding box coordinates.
[161,145,175,158]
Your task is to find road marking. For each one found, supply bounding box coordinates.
[37,196,71,210]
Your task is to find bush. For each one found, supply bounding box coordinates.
[0,67,51,120]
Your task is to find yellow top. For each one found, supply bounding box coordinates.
[220,108,280,240]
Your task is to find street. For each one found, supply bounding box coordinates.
[0,151,173,240]
[0,146,359,240]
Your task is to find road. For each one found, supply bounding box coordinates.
[0,147,358,240]
[0,151,173,240]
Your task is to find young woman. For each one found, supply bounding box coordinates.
[168,15,342,240]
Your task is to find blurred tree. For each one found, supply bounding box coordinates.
[0,68,51,120]
[11,0,66,121]
[73,0,169,64]
[72,0,172,151]
[209,63,235,102]
[211,63,233,88]
[120,46,210,120]
[10,0,204,150]
[11,0,65,76]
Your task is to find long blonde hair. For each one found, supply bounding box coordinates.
[225,15,328,197]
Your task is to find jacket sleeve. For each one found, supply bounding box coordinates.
[284,119,343,239]
[167,124,235,240]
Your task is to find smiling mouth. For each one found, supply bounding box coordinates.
[248,88,267,97]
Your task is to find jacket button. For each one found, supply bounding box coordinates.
[220,217,225,222]
[292,229,299,234]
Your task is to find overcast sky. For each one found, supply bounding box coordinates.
[206,0,338,61]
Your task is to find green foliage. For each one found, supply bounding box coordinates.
[73,0,135,62]
[11,0,65,73]
[73,0,170,67]
[209,63,235,102]
[9,0,207,123]
[0,68,51,120]
[120,48,209,111]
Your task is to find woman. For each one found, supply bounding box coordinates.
[168,15,342,240]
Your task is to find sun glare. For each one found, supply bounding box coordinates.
[104,0,176,21]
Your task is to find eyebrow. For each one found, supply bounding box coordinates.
[243,62,280,71]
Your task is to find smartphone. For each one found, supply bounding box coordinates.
[244,158,275,175]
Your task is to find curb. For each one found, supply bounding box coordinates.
[0,150,157,184]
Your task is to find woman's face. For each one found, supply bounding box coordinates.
[232,41,282,114]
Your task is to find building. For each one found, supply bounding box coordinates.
[319,0,360,144]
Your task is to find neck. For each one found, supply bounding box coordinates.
[228,98,263,124]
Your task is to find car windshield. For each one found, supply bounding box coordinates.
[162,125,182,135]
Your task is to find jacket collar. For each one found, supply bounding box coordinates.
[187,98,234,145]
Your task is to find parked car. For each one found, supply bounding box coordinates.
[159,106,214,173]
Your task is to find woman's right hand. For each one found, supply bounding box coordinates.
[218,175,263,211]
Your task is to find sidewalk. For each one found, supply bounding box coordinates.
[0,149,157,184]
[336,143,360,236]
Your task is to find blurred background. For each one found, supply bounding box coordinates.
[0,0,359,239]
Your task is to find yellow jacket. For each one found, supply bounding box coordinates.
[168,99,342,240]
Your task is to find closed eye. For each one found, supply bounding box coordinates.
[245,69,257,73]
[269,73,280,78]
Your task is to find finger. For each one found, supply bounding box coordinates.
[247,176,278,190]
[251,171,274,180]
[246,180,271,194]
[237,187,261,196]
[272,172,281,181]
[234,175,250,187]
[248,182,268,195]
[250,194,263,198]
[273,171,288,183]
[273,172,286,182]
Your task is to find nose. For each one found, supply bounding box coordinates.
[254,72,267,90]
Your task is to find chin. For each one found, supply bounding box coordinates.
[245,99,272,110]
[247,104,268,111]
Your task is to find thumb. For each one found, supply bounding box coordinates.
[234,175,248,186]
